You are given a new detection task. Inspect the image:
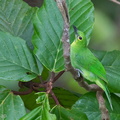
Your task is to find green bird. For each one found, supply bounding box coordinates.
[70,26,113,110]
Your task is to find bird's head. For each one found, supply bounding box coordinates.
[72,26,87,47]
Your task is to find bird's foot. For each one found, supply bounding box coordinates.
[76,69,83,77]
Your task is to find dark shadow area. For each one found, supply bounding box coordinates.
[23,0,44,7]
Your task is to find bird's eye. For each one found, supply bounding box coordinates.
[78,36,82,40]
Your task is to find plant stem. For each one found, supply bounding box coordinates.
[52,71,65,83]
[50,90,60,105]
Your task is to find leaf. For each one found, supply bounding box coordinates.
[72,92,120,120]
[20,92,56,120]
[0,32,42,81]
[32,0,64,72]
[52,106,88,120]
[0,0,37,48]
[32,0,94,72]
[92,50,120,93]
[69,0,94,44]
[20,87,80,110]
[0,85,26,120]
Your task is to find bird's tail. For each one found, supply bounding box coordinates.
[104,86,113,110]
[96,80,113,110]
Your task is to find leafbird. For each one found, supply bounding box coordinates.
[70,26,113,110]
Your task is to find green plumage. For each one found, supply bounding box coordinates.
[70,27,113,110]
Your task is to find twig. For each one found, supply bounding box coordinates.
[52,71,65,83]
[46,72,55,93]
[12,89,33,95]
[110,0,120,5]
[50,72,56,82]
[46,72,60,105]
[96,91,109,120]
[50,90,60,105]
[77,77,102,91]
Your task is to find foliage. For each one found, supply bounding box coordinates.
[0,86,26,120]
[72,92,120,120]
[0,0,119,119]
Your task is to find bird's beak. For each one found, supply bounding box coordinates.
[73,25,79,38]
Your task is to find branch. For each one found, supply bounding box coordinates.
[110,0,120,5]
[12,89,33,95]
[96,91,109,120]
[77,77,102,91]
[52,71,65,83]
[45,72,55,94]
[50,90,60,105]
[55,0,82,80]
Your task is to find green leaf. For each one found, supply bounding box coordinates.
[0,32,42,81]
[52,106,88,120]
[20,92,56,120]
[32,0,94,72]
[92,50,120,93]
[0,0,37,48]
[0,85,26,120]
[72,92,120,120]
[32,0,64,72]
[69,0,94,44]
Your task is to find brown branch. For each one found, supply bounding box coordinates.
[12,89,33,95]
[46,72,55,93]
[96,91,109,120]
[52,71,65,83]
[110,0,120,5]
[55,0,82,80]
[50,90,60,105]
[55,0,109,119]
[77,77,102,91]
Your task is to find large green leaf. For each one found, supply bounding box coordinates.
[72,92,120,120]
[20,92,56,120]
[0,85,26,120]
[52,106,88,120]
[32,0,94,72]
[92,50,120,93]
[69,0,94,44]
[32,0,64,72]
[0,32,42,81]
[0,0,37,48]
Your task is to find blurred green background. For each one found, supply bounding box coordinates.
[90,0,120,50]
[2,0,120,94]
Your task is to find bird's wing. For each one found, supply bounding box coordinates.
[74,48,107,83]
